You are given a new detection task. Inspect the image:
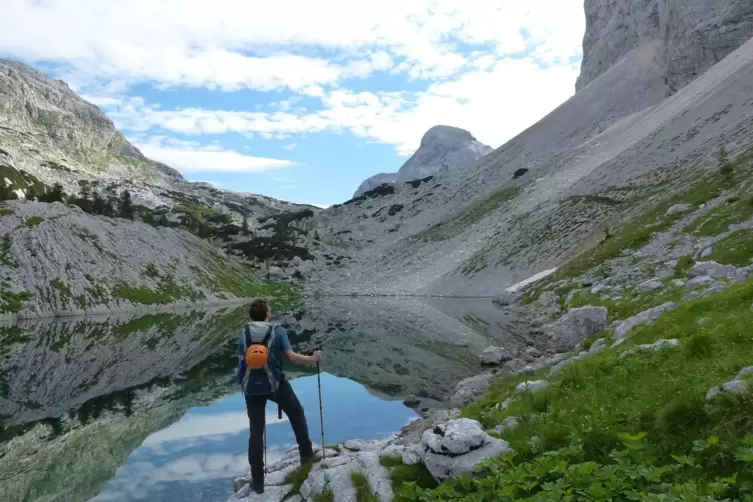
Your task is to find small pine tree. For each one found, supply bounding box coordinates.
[25,186,38,201]
[0,180,17,201]
[92,192,106,215]
[242,214,250,235]
[102,197,115,217]
[77,184,92,213]
[719,145,733,177]
[39,183,65,203]
[119,190,134,219]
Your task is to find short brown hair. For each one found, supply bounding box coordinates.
[249,298,269,321]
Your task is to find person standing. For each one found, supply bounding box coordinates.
[238,298,322,494]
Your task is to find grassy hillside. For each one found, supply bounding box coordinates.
[386,148,753,500]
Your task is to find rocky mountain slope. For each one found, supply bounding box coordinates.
[576,0,753,92]
[352,126,492,198]
[305,0,753,298]
[0,59,336,317]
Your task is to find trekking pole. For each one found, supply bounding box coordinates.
[314,346,325,460]
[264,424,268,474]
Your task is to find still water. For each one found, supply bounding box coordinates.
[0,296,529,502]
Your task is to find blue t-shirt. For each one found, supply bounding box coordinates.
[237,324,291,380]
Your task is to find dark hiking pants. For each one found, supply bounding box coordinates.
[244,379,314,481]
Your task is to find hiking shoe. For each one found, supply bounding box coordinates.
[251,478,264,495]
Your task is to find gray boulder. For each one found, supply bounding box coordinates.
[291,256,304,267]
[666,203,693,216]
[492,290,523,307]
[480,346,513,365]
[636,278,662,293]
[686,276,718,289]
[450,373,494,406]
[493,416,520,434]
[619,339,681,359]
[546,307,608,352]
[689,261,738,279]
[515,380,549,394]
[267,266,287,279]
[706,367,753,402]
[422,419,512,482]
[614,303,676,340]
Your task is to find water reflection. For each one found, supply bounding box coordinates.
[0,296,530,502]
[92,374,416,502]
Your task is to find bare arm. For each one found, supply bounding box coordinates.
[285,349,322,365]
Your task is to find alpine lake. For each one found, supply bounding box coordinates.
[0,295,532,502]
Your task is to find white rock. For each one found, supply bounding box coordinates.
[546,307,608,352]
[515,380,549,394]
[422,418,512,482]
[706,380,749,402]
[698,317,711,326]
[493,416,520,433]
[670,279,686,288]
[291,256,304,267]
[636,278,662,293]
[480,346,512,365]
[450,373,494,406]
[343,439,385,452]
[614,303,676,340]
[589,338,607,353]
[689,261,738,280]
[701,247,713,258]
[268,266,287,279]
[687,276,718,289]
[619,339,681,359]
[666,203,693,216]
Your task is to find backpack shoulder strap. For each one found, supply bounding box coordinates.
[263,325,275,348]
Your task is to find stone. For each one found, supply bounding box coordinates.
[636,278,662,293]
[619,339,681,359]
[422,418,512,482]
[299,451,392,502]
[735,269,750,284]
[546,307,608,352]
[514,365,536,377]
[267,266,287,279]
[591,284,610,295]
[492,290,523,307]
[689,261,738,280]
[525,346,541,358]
[493,416,520,433]
[450,373,494,407]
[706,380,749,402]
[589,338,607,353]
[666,203,693,216]
[671,279,686,288]
[480,346,513,365]
[515,380,549,394]
[687,276,718,289]
[291,256,303,267]
[701,247,713,258]
[698,317,712,326]
[343,439,385,452]
[614,303,677,340]
[736,367,753,380]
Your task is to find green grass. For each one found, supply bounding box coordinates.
[707,230,753,267]
[351,472,379,502]
[24,216,44,227]
[0,290,32,313]
[50,278,72,301]
[554,171,740,281]
[312,489,334,502]
[114,278,204,305]
[113,314,185,339]
[568,281,684,322]
[386,462,438,502]
[0,209,12,216]
[465,279,753,477]
[683,196,753,237]
[416,186,520,242]
[674,255,695,278]
[283,462,314,495]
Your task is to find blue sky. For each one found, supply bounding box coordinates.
[1,0,585,206]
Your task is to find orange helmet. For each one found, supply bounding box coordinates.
[245,345,269,370]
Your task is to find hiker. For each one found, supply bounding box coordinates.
[237,298,322,494]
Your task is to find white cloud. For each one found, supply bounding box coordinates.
[142,410,286,446]
[132,136,295,173]
[114,56,579,155]
[0,0,584,94]
[283,143,297,151]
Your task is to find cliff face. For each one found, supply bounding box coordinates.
[576,0,753,92]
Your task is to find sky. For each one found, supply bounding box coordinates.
[0,0,586,207]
